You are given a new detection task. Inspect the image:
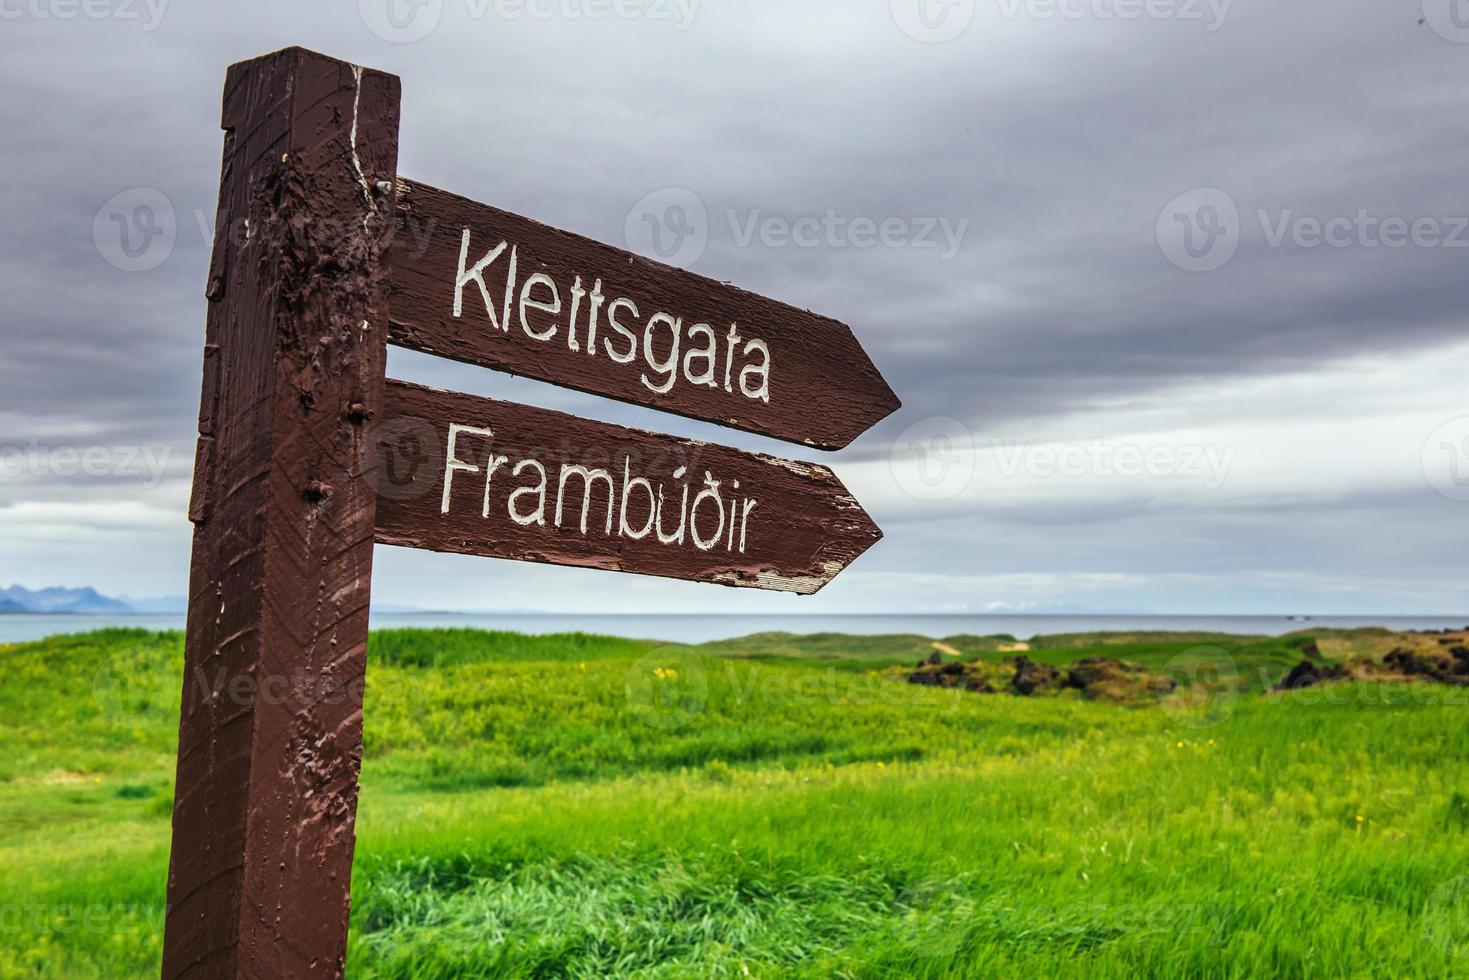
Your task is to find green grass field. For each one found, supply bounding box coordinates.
[2,627,1468,977]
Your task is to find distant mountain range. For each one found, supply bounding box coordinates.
[0,587,438,616]
[0,585,186,615]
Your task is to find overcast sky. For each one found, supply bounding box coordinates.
[1,0,1465,615]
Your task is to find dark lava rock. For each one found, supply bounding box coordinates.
[907,659,969,688]
[1064,657,1177,702]
[916,651,943,668]
[908,654,1175,702]
[964,675,996,694]
[1065,658,1126,689]
[1383,648,1469,685]
[1273,659,1344,691]
[1011,656,1062,697]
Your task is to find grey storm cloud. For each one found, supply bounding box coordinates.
[0,0,1464,611]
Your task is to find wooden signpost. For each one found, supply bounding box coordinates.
[164,46,898,980]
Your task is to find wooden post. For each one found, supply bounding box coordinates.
[163,48,400,979]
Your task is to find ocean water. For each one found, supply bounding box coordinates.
[1,612,1466,647]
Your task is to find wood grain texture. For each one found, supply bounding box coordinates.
[373,380,883,593]
[163,48,399,980]
[388,179,901,451]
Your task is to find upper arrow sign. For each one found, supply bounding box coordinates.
[388,179,901,450]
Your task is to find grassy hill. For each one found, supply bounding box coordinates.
[1,628,1467,976]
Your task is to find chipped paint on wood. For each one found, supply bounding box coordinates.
[163,46,400,980]
[372,380,882,594]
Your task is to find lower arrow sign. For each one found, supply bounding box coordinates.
[371,380,883,594]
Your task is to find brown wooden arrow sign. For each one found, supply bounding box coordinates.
[372,380,881,594]
[167,46,898,980]
[388,178,901,450]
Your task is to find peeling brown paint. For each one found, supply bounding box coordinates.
[162,47,399,980]
[373,380,882,595]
